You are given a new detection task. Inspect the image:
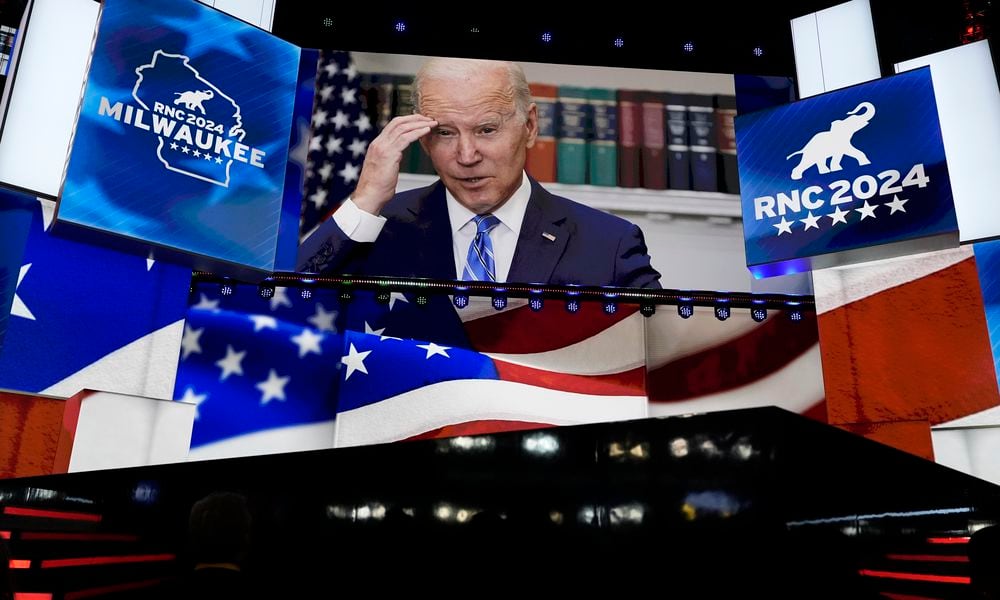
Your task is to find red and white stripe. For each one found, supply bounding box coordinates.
[645,306,825,420]
[334,299,648,447]
[814,246,999,426]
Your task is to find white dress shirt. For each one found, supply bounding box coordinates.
[333,172,531,283]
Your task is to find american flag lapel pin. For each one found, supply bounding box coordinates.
[542,232,556,242]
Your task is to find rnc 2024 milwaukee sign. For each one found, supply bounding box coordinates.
[735,67,958,278]
[58,0,302,273]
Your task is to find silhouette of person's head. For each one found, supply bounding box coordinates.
[187,492,252,567]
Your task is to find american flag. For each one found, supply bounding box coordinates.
[173,284,344,459]
[173,283,828,456]
[0,192,191,400]
[172,284,648,456]
[299,50,376,238]
[334,296,649,447]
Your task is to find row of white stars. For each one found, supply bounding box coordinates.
[341,338,452,381]
[168,141,225,163]
[180,322,328,363]
[177,321,444,416]
[178,366,291,417]
[771,195,909,236]
[307,162,360,210]
[309,135,369,159]
[321,59,358,81]
[312,108,371,134]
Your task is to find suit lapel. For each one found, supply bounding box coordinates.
[508,179,569,284]
[407,181,456,280]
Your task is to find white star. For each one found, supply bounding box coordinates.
[341,343,372,380]
[270,287,292,311]
[170,142,179,150]
[885,195,909,214]
[416,342,451,359]
[331,110,350,130]
[215,156,223,164]
[203,153,213,161]
[309,188,328,210]
[291,327,324,358]
[214,344,246,381]
[340,88,357,105]
[248,314,277,332]
[307,303,338,332]
[11,264,35,320]
[799,211,821,231]
[348,138,369,158]
[317,162,334,181]
[178,387,208,420]
[354,114,372,134]
[364,321,400,341]
[288,119,311,170]
[343,63,358,80]
[827,206,850,225]
[180,324,204,360]
[855,200,878,220]
[181,146,190,154]
[773,217,793,236]
[338,162,360,184]
[38,200,55,231]
[192,294,220,312]
[312,109,328,128]
[309,134,324,152]
[192,149,202,158]
[256,369,290,405]
[318,84,334,101]
[388,292,409,310]
[323,60,339,77]
[325,136,342,155]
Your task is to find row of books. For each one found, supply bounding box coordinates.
[359,74,739,194]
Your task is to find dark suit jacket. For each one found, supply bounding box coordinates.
[298,176,661,289]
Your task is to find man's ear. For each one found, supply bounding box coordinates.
[524,102,539,149]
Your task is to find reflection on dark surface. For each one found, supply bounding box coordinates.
[0,407,998,598]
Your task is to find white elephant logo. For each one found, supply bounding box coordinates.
[173,89,215,114]
[786,102,875,180]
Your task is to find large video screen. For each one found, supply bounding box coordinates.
[296,50,760,291]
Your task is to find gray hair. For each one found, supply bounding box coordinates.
[412,58,532,122]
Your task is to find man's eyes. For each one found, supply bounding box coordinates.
[433,127,499,137]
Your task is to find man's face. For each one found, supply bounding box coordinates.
[418,67,538,214]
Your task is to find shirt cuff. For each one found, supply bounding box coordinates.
[333,198,387,243]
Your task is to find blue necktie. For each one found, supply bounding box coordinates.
[462,214,501,282]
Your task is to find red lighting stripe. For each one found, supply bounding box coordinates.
[8,559,31,569]
[40,554,175,569]
[0,531,10,539]
[881,593,945,600]
[4,507,101,522]
[886,554,970,563]
[858,569,970,584]
[64,578,167,600]
[14,594,53,600]
[927,536,970,544]
[20,532,139,542]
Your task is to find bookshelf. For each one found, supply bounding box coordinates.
[396,173,743,219]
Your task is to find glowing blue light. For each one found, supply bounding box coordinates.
[683,42,694,53]
[394,21,406,33]
[541,32,552,43]
[614,37,624,48]
[678,304,694,319]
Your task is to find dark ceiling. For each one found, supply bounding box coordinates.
[270,1,983,78]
